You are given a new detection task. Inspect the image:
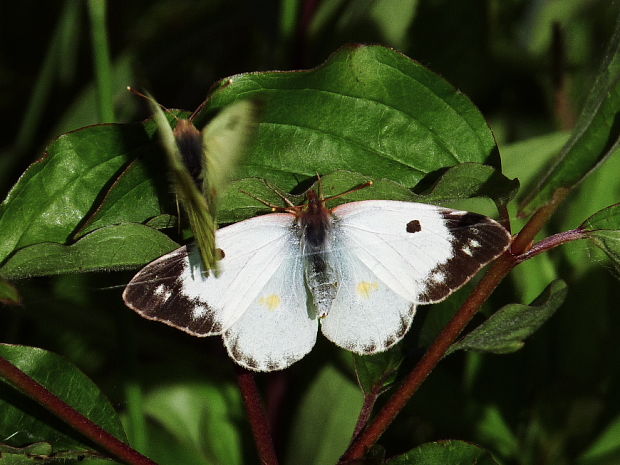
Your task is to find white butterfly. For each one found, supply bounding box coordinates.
[123,189,511,371]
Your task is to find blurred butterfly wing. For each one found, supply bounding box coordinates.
[331,200,511,304]
[148,97,217,271]
[202,99,260,206]
[123,215,315,370]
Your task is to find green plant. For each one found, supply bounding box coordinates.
[1,2,619,464]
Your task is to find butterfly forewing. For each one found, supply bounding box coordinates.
[123,214,304,340]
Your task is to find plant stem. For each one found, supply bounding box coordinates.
[516,228,588,262]
[236,368,280,465]
[351,390,380,441]
[341,190,571,462]
[0,355,158,465]
[87,0,115,122]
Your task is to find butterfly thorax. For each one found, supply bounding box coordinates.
[297,190,338,318]
[173,119,203,184]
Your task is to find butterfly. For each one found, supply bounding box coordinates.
[123,186,512,372]
[134,87,259,271]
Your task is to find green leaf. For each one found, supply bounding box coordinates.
[500,131,570,200]
[581,203,620,276]
[218,164,515,224]
[414,162,519,208]
[386,440,499,465]
[0,344,126,453]
[0,122,159,265]
[448,280,567,355]
[284,365,363,465]
[0,278,20,305]
[353,349,403,395]
[0,441,102,464]
[0,442,52,465]
[0,224,178,279]
[578,413,620,465]
[474,405,519,458]
[74,159,168,239]
[203,44,499,192]
[367,0,419,48]
[519,16,620,215]
[143,382,243,465]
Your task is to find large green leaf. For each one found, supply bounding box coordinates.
[0,224,178,279]
[0,122,159,265]
[519,16,620,215]
[284,365,363,465]
[74,160,168,239]
[581,203,620,276]
[202,44,499,191]
[386,440,499,465]
[1,45,507,278]
[578,413,620,465]
[218,165,515,224]
[0,344,126,454]
[143,382,243,465]
[448,280,567,355]
[353,349,403,396]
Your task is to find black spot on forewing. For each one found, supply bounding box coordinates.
[418,211,511,303]
[122,246,222,336]
[406,220,422,233]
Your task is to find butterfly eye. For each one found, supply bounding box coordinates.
[406,220,421,233]
[216,248,226,260]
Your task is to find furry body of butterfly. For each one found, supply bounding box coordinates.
[123,192,511,371]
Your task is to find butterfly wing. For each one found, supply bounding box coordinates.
[319,246,416,354]
[123,213,317,371]
[320,200,511,353]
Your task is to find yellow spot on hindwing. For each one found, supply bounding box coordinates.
[356,281,380,299]
[259,294,282,311]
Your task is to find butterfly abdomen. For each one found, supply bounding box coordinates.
[297,190,339,317]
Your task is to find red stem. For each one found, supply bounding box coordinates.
[236,368,280,465]
[0,355,158,465]
[515,228,587,262]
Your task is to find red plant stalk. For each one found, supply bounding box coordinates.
[0,356,158,465]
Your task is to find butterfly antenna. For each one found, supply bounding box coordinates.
[127,87,180,121]
[188,98,207,122]
[323,180,374,202]
[239,189,290,211]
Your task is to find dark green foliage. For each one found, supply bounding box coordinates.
[1,1,620,465]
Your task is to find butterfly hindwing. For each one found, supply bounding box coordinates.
[223,251,316,371]
[319,246,415,354]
